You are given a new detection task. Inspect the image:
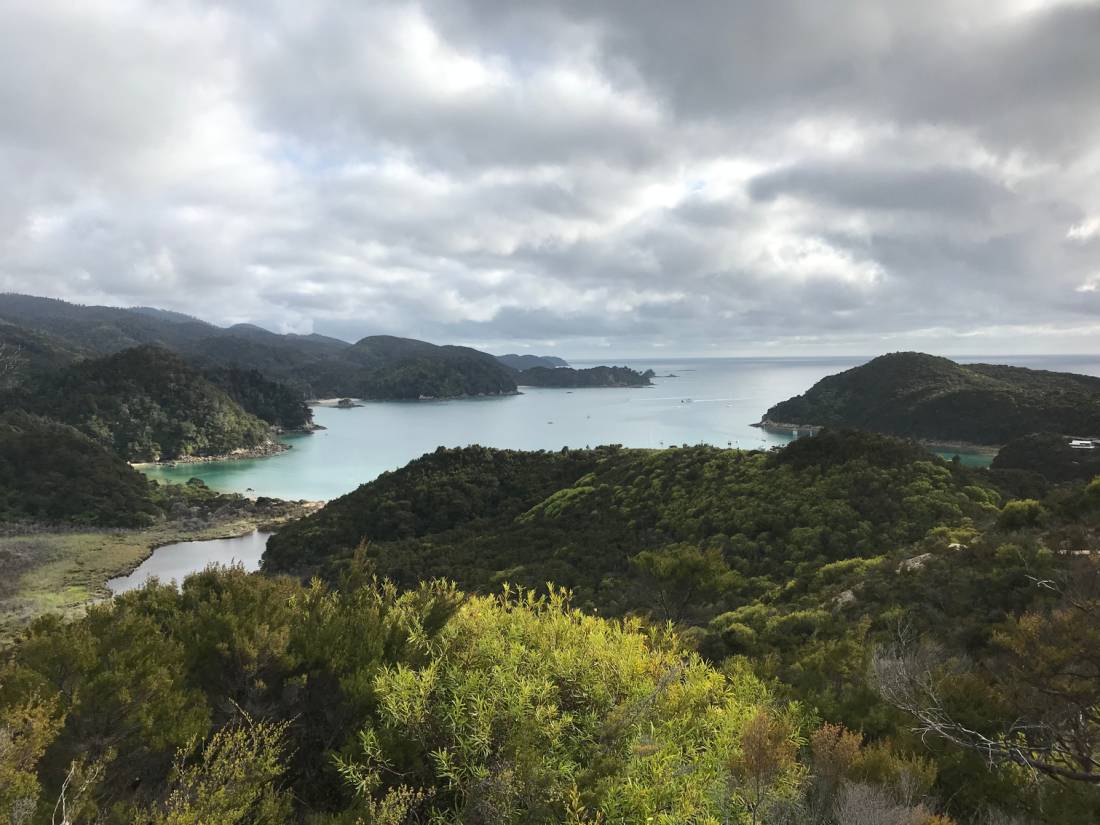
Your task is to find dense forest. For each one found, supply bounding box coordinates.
[0,295,520,400]
[6,346,275,462]
[3,302,1100,823]
[0,429,1098,820]
[515,365,655,388]
[261,430,1100,821]
[0,412,300,530]
[0,412,160,526]
[992,431,1100,482]
[347,341,518,399]
[4,566,990,824]
[203,365,314,431]
[764,352,1100,445]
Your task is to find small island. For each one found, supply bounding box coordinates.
[516,365,655,388]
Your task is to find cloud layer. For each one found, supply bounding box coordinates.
[1,0,1098,355]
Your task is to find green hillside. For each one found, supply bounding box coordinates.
[255,430,1100,821]
[203,365,313,431]
[17,346,274,462]
[0,412,158,527]
[763,352,1100,445]
[992,431,1100,482]
[0,322,84,387]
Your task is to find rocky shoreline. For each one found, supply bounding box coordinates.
[132,439,291,469]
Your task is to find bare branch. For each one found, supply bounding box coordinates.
[871,638,1100,784]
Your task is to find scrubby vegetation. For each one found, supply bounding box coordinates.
[764,352,1100,445]
[2,567,1011,824]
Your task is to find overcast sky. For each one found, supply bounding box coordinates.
[1,0,1098,356]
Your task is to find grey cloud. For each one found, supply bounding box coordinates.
[748,164,1011,216]
[0,0,1098,357]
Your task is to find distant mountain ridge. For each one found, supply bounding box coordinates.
[763,351,1100,445]
[0,294,517,400]
[496,353,570,370]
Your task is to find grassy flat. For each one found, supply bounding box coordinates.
[0,501,318,640]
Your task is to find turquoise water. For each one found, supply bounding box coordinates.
[140,355,1100,502]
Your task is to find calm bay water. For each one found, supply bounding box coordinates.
[140,355,1100,502]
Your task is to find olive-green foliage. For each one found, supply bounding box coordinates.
[357,354,516,399]
[766,352,1100,445]
[18,345,272,461]
[337,587,801,824]
[139,717,293,825]
[0,694,63,823]
[997,499,1046,530]
[0,411,159,527]
[0,569,813,824]
[264,431,1100,822]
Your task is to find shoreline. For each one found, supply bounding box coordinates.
[100,499,324,590]
[131,439,291,469]
[0,498,323,640]
[753,419,1001,456]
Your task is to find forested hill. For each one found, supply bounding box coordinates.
[330,335,518,399]
[264,430,989,615]
[202,365,313,431]
[762,351,1100,445]
[516,364,654,388]
[0,322,84,384]
[258,430,1100,820]
[5,429,1100,820]
[495,352,570,370]
[0,294,517,399]
[992,431,1100,482]
[0,411,159,526]
[11,346,276,462]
